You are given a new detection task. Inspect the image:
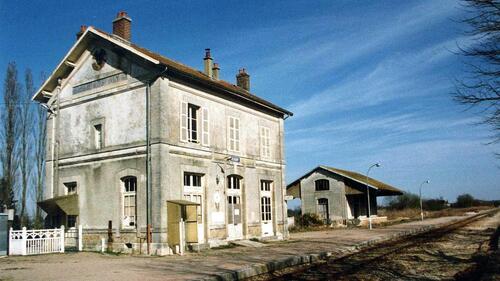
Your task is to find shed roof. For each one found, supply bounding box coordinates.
[287,165,403,196]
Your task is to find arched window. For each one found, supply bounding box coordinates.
[122,176,137,228]
[315,179,330,191]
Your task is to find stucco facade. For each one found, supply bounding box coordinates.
[36,18,291,254]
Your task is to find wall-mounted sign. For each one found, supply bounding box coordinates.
[229,155,240,163]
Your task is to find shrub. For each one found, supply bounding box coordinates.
[455,193,476,208]
[296,213,324,227]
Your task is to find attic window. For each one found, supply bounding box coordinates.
[315,179,329,191]
[92,49,107,71]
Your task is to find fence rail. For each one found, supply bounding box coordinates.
[9,225,82,255]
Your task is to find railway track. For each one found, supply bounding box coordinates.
[258,209,500,281]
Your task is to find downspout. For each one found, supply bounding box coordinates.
[53,79,62,200]
[279,118,287,239]
[145,67,168,255]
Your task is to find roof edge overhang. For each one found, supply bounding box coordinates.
[33,27,161,103]
[32,27,293,118]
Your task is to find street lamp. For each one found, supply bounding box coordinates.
[419,180,430,221]
[366,163,380,230]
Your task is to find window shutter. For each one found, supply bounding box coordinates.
[202,107,209,146]
[260,127,264,157]
[180,101,188,142]
[235,118,240,152]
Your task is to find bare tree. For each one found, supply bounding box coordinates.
[1,62,20,209]
[34,72,47,228]
[454,0,500,144]
[18,69,34,226]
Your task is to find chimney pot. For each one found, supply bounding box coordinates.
[76,25,87,40]
[236,68,250,91]
[212,63,220,80]
[203,48,214,78]
[112,11,132,41]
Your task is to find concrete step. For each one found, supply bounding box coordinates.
[229,239,268,248]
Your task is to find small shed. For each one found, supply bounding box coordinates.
[166,200,200,254]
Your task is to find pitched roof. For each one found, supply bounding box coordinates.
[33,27,293,117]
[287,165,403,195]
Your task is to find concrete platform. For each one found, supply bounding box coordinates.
[0,215,477,281]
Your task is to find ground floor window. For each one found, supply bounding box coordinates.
[184,194,203,223]
[67,215,77,228]
[122,176,137,227]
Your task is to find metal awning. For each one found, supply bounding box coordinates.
[38,194,79,215]
[167,200,200,206]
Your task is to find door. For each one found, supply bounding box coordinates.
[260,180,273,237]
[227,195,243,240]
[317,198,329,223]
[183,194,204,243]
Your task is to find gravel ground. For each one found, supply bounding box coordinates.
[269,211,500,281]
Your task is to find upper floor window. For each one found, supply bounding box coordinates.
[188,103,200,143]
[228,175,241,190]
[184,173,202,188]
[122,176,137,228]
[93,124,103,150]
[180,102,209,146]
[261,180,272,192]
[64,182,77,195]
[315,179,330,191]
[260,126,271,158]
[228,116,240,152]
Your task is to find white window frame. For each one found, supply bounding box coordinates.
[180,101,209,146]
[260,180,273,222]
[260,126,271,159]
[183,172,203,193]
[228,116,240,152]
[122,176,137,228]
[94,124,103,150]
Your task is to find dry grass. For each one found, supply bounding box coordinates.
[378,206,494,221]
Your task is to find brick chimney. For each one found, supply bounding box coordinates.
[112,11,132,41]
[236,68,250,91]
[76,25,87,40]
[204,48,213,78]
[212,63,220,80]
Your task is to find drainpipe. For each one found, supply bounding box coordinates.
[53,79,62,200]
[145,67,168,255]
[278,118,287,239]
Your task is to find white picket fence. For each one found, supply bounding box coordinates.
[9,225,82,255]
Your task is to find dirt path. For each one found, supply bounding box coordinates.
[268,211,500,281]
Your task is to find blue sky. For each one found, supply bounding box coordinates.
[1,0,498,204]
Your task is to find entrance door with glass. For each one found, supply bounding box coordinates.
[260,180,273,237]
[227,175,243,240]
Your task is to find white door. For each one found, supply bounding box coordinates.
[260,181,273,237]
[183,173,205,243]
[227,195,243,240]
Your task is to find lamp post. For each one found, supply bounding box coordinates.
[366,163,380,230]
[419,180,430,221]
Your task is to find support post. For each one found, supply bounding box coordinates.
[179,218,185,256]
[21,227,27,255]
[78,225,83,251]
[60,225,65,253]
